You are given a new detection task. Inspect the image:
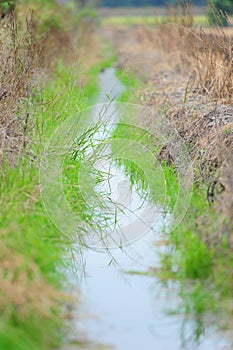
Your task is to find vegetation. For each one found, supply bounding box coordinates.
[107,4,233,344]
[102,14,208,25]
[0,1,104,349]
[0,1,15,17]
[208,0,233,26]
[1,0,233,348]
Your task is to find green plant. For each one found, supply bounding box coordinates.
[0,0,15,17]
[207,0,233,26]
[0,0,103,348]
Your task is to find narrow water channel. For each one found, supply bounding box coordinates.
[69,68,232,350]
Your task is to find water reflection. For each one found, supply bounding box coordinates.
[69,68,232,350]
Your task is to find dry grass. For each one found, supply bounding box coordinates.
[149,24,233,226]
[0,4,100,164]
[153,25,233,100]
[0,12,38,162]
[0,242,63,319]
[106,20,233,233]
[0,4,102,347]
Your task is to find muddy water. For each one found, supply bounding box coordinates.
[70,68,232,350]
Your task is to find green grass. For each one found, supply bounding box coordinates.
[111,122,166,203]
[110,64,185,215]
[85,55,117,97]
[113,118,231,334]
[102,15,209,26]
[0,160,66,350]
[0,55,102,349]
[62,135,115,236]
[112,118,230,343]
[0,1,114,348]
[115,68,142,102]
[110,67,233,344]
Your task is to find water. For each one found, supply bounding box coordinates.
[68,68,232,350]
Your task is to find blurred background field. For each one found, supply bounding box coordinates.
[98,5,206,16]
[101,14,208,26]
